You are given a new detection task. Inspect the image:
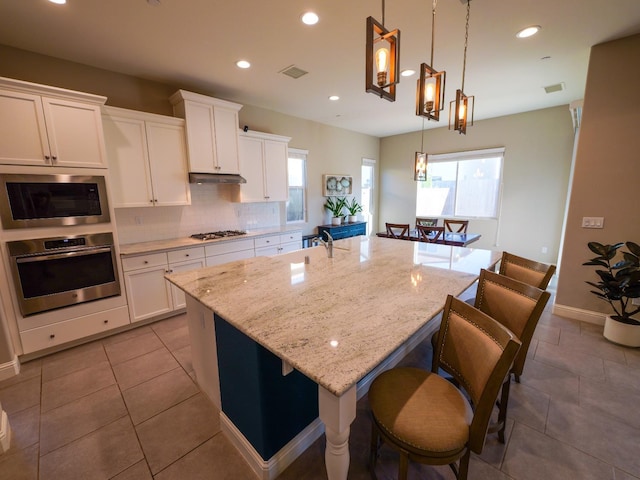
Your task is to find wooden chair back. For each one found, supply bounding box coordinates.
[444,219,469,233]
[385,222,410,239]
[499,251,556,290]
[416,225,444,243]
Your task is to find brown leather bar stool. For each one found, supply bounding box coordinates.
[369,295,521,480]
[499,251,556,289]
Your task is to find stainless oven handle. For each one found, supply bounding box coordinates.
[15,246,113,264]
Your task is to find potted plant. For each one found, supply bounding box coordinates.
[345,198,362,223]
[324,196,346,225]
[583,241,640,347]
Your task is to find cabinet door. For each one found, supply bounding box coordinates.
[183,101,217,173]
[238,135,266,202]
[124,264,173,322]
[146,121,191,206]
[0,89,51,166]
[42,97,107,168]
[213,106,240,174]
[169,258,205,310]
[102,115,155,207]
[263,139,288,202]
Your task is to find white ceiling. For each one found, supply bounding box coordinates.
[1,0,640,138]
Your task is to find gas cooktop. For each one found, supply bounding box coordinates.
[190,230,247,241]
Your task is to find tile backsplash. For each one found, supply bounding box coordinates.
[115,184,282,244]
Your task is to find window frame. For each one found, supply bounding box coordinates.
[286,148,308,224]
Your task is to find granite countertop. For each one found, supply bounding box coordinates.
[165,236,501,396]
[119,226,303,256]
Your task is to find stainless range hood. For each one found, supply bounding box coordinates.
[188,172,247,184]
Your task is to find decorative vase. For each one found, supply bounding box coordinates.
[331,217,342,226]
[348,215,357,223]
[603,315,640,347]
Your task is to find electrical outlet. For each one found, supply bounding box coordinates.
[134,216,143,225]
[581,216,604,229]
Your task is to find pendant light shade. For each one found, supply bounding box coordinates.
[414,152,427,181]
[365,2,400,102]
[449,0,475,134]
[416,0,445,120]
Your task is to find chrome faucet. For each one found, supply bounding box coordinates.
[312,232,334,258]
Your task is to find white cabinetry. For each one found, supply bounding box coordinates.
[0,77,107,168]
[169,90,242,175]
[254,231,302,256]
[238,130,290,202]
[122,246,205,323]
[205,238,255,266]
[102,106,190,208]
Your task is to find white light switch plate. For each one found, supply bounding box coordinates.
[582,216,604,228]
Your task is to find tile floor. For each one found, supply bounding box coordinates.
[1,285,640,480]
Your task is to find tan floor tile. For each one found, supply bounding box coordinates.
[624,348,640,368]
[104,329,164,366]
[0,359,41,390]
[538,312,581,333]
[580,376,640,428]
[534,340,605,380]
[111,459,152,480]
[41,341,107,382]
[502,422,615,480]
[546,398,640,477]
[558,329,627,364]
[156,324,191,352]
[0,443,39,480]
[135,393,219,474]
[38,416,143,480]
[0,376,40,415]
[40,384,127,455]
[122,367,199,425]
[505,382,550,433]
[151,314,187,336]
[172,344,194,373]
[112,347,179,390]
[153,434,256,480]
[519,358,580,403]
[101,324,153,346]
[4,405,39,453]
[41,360,115,412]
[604,359,640,393]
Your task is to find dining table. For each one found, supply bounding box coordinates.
[376,229,481,246]
[166,236,501,480]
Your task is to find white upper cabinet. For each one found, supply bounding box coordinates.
[237,130,290,203]
[0,77,108,168]
[169,90,242,175]
[102,106,190,208]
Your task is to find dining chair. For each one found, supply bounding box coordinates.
[385,223,410,239]
[431,268,550,443]
[415,217,438,229]
[444,219,469,233]
[416,225,444,243]
[499,251,557,290]
[369,295,521,480]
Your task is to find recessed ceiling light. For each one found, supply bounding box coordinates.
[301,12,319,25]
[516,25,541,38]
[49,0,66,4]
[236,60,251,69]
[401,69,416,77]
[328,95,340,101]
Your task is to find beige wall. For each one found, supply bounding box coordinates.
[555,34,640,316]
[379,106,575,263]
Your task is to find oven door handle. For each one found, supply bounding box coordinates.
[15,246,113,264]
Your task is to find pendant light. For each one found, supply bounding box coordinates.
[414,118,428,181]
[366,0,401,102]
[416,0,445,120]
[449,0,475,134]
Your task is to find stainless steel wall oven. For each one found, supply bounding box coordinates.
[7,232,121,317]
[0,173,110,229]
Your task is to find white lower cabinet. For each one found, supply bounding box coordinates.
[205,238,255,266]
[122,247,205,322]
[255,231,302,256]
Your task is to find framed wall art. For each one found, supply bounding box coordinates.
[323,174,353,196]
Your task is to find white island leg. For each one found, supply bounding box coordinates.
[318,384,357,480]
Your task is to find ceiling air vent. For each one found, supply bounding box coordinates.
[280,65,308,79]
[544,82,565,94]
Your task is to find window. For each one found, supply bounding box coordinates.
[286,148,308,223]
[416,147,504,219]
[361,158,376,235]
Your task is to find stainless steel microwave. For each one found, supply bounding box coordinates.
[0,173,110,229]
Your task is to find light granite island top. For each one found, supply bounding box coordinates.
[166,235,501,480]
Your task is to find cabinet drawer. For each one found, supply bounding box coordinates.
[205,238,255,256]
[20,306,130,354]
[254,235,279,249]
[167,246,205,264]
[121,252,168,271]
[206,248,255,267]
[280,231,302,244]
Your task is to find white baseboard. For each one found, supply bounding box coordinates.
[0,409,11,453]
[553,303,606,325]
[220,412,325,480]
[0,356,20,382]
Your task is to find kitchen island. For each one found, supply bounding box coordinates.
[166,236,501,479]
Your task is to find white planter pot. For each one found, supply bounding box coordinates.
[603,315,640,347]
[348,215,357,223]
[331,217,342,226]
